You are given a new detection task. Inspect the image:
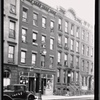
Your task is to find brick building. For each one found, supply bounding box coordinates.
[3,0,94,95]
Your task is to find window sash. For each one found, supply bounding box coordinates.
[42,17,46,28]
[50,39,54,50]
[58,52,61,62]
[58,18,62,24]
[33,13,38,25]
[10,21,15,30]
[42,36,46,42]
[58,35,62,44]
[21,51,26,63]
[64,54,68,61]
[22,29,26,42]
[23,10,27,19]
[65,37,68,44]
[33,32,37,41]
[50,21,54,28]
[32,53,36,64]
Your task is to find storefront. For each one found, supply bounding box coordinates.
[19,71,55,95]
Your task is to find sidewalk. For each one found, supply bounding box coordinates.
[40,94,94,100]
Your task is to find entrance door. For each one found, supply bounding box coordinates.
[88,77,92,90]
[29,77,34,92]
[41,78,46,94]
[67,71,71,85]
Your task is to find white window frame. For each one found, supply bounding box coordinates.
[22,8,28,22]
[65,21,68,33]
[22,28,27,43]
[42,17,46,28]
[21,51,26,63]
[33,13,38,26]
[71,39,74,50]
[8,45,14,62]
[32,53,36,65]
[50,38,54,50]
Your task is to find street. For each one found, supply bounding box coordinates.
[41,95,94,100]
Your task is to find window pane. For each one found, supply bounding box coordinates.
[32,53,36,64]
[9,46,14,53]
[59,18,61,24]
[10,21,15,30]
[42,35,46,42]
[33,32,36,40]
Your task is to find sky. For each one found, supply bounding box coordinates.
[40,0,95,26]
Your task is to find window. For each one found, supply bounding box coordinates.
[10,0,16,14]
[21,51,26,63]
[58,18,62,31]
[58,34,62,45]
[22,28,27,43]
[76,56,79,67]
[82,30,85,40]
[9,21,15,39]
[64,53,68,66]
[57,69,60,82]
[76,41,79,52]
[22,8,28,22]
[82,44,84,55]
[41,35,46,43]
[32,32,37,43]
[71,71,74,81]
[70,55,73,67]
[71,39,74,51]
[85,77,87,86]
[71,24,74,35]
[76,72,79,82]
[42,17,46,28]
[50,56,54,68]
[82,60,84,71]
[91,48,93,57]
[50,38,54,50]
[86,32,89,41]
[8,45,14,63]
[3,70,11,86]
[87,61,89,72]
[87,47,89,56]
[50,21,54,32]
[86,46,89,56]
[65,37,68,47]
[32,53,36,65]
[58,51,61,64]
[76,27,79,38]
[91,63,93,73]
[63,70,66,83]
[41,55,45,67]
[82,76,84,86]
[65,21,68,33]
[33,13,38,26]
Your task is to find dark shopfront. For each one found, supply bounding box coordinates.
[19,70,55,95]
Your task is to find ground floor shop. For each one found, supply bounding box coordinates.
[18,66,56,95]
[3,64,94,95]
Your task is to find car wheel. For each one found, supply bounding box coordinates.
[28,95,35,100]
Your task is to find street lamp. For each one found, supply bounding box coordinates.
[38,49,47,100]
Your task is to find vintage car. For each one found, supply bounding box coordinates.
[3,84,36,100]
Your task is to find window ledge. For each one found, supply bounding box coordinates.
[32,43,38,46]
[33,24,38,27]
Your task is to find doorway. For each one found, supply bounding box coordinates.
[29,77,34,92]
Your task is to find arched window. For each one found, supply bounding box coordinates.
[3,69,11,87]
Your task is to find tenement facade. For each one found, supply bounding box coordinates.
[3,0,94,95]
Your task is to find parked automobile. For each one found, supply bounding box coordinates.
[3,84,36,100]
